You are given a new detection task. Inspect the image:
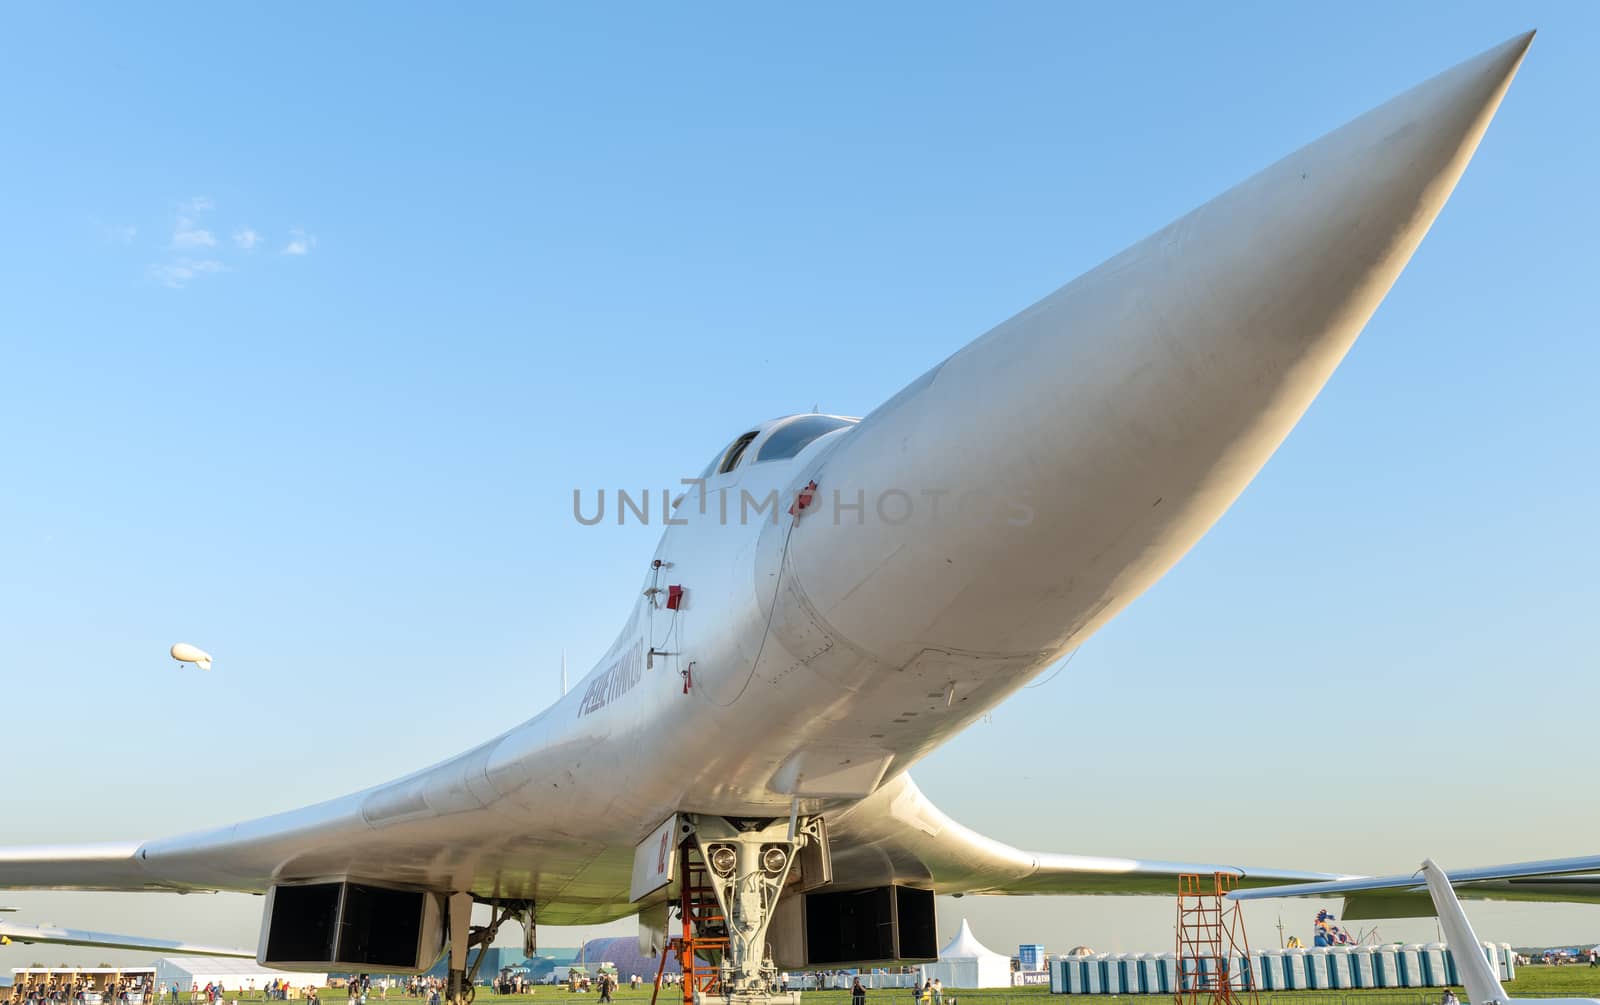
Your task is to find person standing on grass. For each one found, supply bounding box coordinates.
[851,979,866,1005]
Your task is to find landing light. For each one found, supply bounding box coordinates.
[708,845,738,877]
[761,846,789,875]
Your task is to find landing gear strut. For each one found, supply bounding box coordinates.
[446,894,532,1005]
[679,814,821,1005]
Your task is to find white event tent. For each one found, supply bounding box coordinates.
[920,919,1013,989]
[154,958,327,993]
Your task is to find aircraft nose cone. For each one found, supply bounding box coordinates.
[779,33,1534,669]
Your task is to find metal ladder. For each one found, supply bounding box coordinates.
[651,844,730,1005]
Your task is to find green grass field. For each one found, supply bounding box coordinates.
[401,964,1600,1005]
[137,967,1600,1005]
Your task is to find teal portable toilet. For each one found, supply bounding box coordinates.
[1156,953,1177,994]
[1150,952,1169,993]
[1133,953,1158,994]
[1085,955,1105,994]
[1070,956,1091,994]
[1258,950,1283,991]
[1115,954,1139,993]
[1305,948,1330,989]
[1233,953,1253,990]
[1125,953,1143,993]
[1245,951,1266,991]
[1398,945,1423,987]
[1327,947,1353,989]
[1421,943,1447,986]
[1104,954,1125,994]
[1372,946,1397,987]
[1285,949,1308,990]
[1349,947,1375,988]
[1051,957,1072,994]
[1500,944,1517,981]
[1318,947,1344,992]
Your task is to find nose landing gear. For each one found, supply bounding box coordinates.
[655,814,825,1005]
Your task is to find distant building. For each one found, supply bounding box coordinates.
[10,967,155,1000]
[422,947,594,984]
[570,939,681,984]
[520,950,580,984]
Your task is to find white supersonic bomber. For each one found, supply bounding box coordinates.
[2,29,1580,1005]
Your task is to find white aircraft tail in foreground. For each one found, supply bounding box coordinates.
[1419,859,1594,1005]
[1235,856,1600,1005]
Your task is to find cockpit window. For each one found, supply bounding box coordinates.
[719,431,759,473]
[756,415,855,462]
[699,430,760,481]
[700,432,757,479]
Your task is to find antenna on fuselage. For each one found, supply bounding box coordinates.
[561,649,568,697]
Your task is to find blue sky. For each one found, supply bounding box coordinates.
[3,2,1598,966]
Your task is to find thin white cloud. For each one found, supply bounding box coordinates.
[171,195,218,248]
[134,198,315,285]
[172,217,217,249]
[282,228,316,256]
[148,258,225,289]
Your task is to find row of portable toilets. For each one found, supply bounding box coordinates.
[1050,944,1517,994]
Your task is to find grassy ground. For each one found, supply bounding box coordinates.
[442,964,1600,1003]
[189,969,1600,1005]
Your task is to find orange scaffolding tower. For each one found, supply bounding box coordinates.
[1175,872,1258,1005]
[651,842,728,1005]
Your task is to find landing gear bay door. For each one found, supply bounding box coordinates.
[630,814,680,902]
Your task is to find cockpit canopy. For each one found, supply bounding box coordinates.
[698,414,857,479]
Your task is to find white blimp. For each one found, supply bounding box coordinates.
[170,642,213,670]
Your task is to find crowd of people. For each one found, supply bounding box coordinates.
[345,977,446,1005]
[148,980,319,1005]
